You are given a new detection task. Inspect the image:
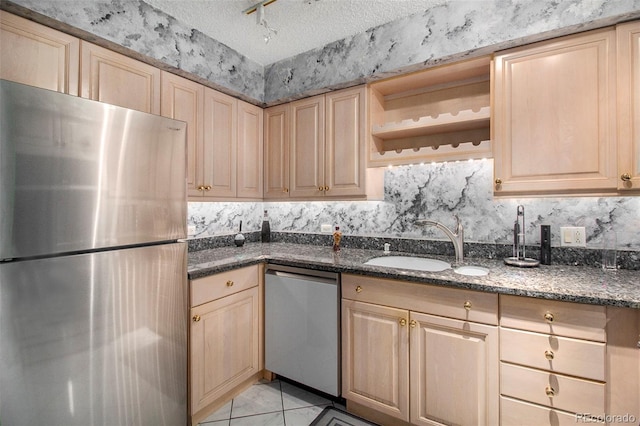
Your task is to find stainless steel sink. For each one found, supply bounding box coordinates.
[454,265,490,276]
[364,256,451,272]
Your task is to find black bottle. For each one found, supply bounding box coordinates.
[540,225,551,265]
[261,210,271,243]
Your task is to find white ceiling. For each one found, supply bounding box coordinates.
[143,0,437,65]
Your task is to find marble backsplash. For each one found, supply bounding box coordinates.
[188,159,640,251]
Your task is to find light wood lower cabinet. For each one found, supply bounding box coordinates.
[341,274,498,425]
[189,265,263,424]
[499,295,640,425]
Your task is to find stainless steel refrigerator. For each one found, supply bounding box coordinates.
[0,80,189,425]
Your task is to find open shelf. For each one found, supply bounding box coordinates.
[372,106,490,140]
[368,56,492,167]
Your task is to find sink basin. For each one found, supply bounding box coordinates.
[364,256,451,272]
[454,265,490,276]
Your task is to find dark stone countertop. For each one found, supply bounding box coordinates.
[188,242,640,309]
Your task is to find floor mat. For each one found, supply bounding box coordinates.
[310,406,378,426]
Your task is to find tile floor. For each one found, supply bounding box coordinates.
[198,379,346,426]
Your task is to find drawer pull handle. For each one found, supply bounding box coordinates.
[544,350,555,360]
[544,312,554,323]
[410,319,417,328]
[463,301,472,311]
[226,280,234,287]
[399,318,407,327]
[193,315,201,322]
[355,286,362,293]
[545,386,555,397]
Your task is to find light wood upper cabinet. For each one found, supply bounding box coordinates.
[325,87,367,197]
[289,95,326,197]
[264,104,290,198]
[237,101,264,198]
[265,87,373,200]
[160,71,204,197]
[617,20,640,191]
[80,41,160,114]
[0,11,79,95]
[493,28,618,196]
[203,89,237,198]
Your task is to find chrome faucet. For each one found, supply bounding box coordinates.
[415,215,464,263]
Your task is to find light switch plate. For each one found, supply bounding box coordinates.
[560,226,586,247]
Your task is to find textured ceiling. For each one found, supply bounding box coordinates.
[143,0,436,65]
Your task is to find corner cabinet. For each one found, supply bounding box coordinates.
[617,20,640,191]
[0,11,79,95]
[161,72,263,200]
[265,86,368,199]
[492,28,618,196]
[189,265,263,425]
[342,274,499,426]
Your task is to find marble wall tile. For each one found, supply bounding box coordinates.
[187,160,640,250]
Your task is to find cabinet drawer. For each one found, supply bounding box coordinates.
[342,273,498,325]
[500,396,580,426]
[500,295,606,341]
[500,327,605,381]
[500,363,605,414]
[191,265,259,307]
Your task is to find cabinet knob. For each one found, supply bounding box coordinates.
[318,186,324,192]
[324,186,329,192]
[399,318,407,327]
[192,314,201,322]
[355,285,362,293]
[494,178,502,189]
[544,350,555,360]
[226,280,234,287]
[545,386,555,397]
[544,312,554,323]
[410,319,417,328]
[197,185,205,191]
[463,301,472,311]
[621,172,632,182]
[204,185,212,191]
[282,187,289,193]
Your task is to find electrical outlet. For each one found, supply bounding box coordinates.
[187,225,196,235]
[320,224,332,233]
[560,226,586,247]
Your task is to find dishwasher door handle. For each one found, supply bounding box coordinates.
[266,270,338,286]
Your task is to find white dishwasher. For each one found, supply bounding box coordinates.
[265,265,340,397]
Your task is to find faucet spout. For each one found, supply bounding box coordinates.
[415,215,464,263]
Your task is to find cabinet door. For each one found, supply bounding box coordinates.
[325,86,366,197]
[264,104,290,199]
[160,71,205,198]
[80,41,160,114]
[237,100,263,198]
[410,311,498,426]
[190,287,260,414]
[493,28,617,195]
[342,299,409,421]
[290,96,325,197]
[617,21,640,191]
[0,11,79,95]
[203,88,237,198]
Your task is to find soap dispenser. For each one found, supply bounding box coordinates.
[261,210,271,243]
